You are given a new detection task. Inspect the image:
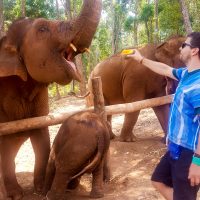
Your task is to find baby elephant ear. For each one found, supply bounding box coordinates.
[0,37,27,81]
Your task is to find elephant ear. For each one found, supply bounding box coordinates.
[155,36,185,66]
[0,36,27,81]
[155,40,174,66]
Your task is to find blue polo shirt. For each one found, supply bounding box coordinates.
[168,67,200,151]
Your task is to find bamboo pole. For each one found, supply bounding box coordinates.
[0,95,174,136]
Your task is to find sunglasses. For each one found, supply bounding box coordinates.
[181,42,194,49]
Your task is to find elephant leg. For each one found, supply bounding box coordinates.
[103,150,110,183]
[107,115,115,139]
[30,128,50,193]
[153,104,169,143]
[90,160,104,198]
[1,135,27,200]
[67,178,80,190]
[120,111,140,142]
[42,153,56,195]
[47,172,69,200]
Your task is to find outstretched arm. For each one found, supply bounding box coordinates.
[127,49,178,80]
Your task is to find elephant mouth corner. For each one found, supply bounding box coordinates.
[61,48,82,82]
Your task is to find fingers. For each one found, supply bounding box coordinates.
[126,49,143,63]
[188,175,200,186]
[189,177,195,187]
[189,177,200,186]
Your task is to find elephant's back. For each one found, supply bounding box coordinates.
[88,56,125,105]
[55,111,107,174]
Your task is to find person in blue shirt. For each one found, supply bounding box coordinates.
[128,32,200,200]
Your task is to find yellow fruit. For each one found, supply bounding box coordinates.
[121,49,135,55]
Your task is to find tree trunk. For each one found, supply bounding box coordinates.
[55,84,61,100]
[21,0,26,17]
[154,0,159,44]
[179,0,192,34]
[65,0,72,19]
[55,0,60,19]
[76,54,87,95]
[132,0,140,46]
[112,13,121,53]
[145,21,150,43]
[0,0,4,38]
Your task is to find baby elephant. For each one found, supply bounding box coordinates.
[43,111,111,199]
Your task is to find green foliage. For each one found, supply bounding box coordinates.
[3,0,57,23]
[124,16,135,31]
[159,0,184,38]
[139,4,154,22]
[2,0,198,97]
[26,0,57,18]
[3,0,16,27]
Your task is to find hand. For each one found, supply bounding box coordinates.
[127,49,144,63]
[188,163,200,186]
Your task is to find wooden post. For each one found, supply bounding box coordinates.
[91,77,106,120]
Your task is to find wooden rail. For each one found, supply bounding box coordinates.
[0,94,174,136]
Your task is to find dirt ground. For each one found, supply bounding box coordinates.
[14,96,180,199]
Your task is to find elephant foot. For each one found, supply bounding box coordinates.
[34,183,43,195]
[90,189,104,199]
[119,134,137,142]
[103,168,110,183]
[46,191,65,200]
[34,177,45,194]
[6,186,23,200]
[103,173,110,183]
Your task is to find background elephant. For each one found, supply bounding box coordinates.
[43,111,110,199]
[87,36,185,142]
[0,0,102,199]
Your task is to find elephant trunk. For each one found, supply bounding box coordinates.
[72,0,102,52]
[58,0,102,59]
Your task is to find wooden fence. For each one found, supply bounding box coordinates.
[0,77,174,198]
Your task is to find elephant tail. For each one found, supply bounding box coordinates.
[71,126,109,180]
[71,151,102,180]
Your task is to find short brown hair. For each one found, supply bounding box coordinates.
[187,32,200,57]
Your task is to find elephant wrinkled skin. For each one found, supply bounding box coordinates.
[0,0,102,199]
[43,111,110,199]
[87,36,185,142]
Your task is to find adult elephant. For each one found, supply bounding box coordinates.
[0,0,102,199]
[87,36,185,142]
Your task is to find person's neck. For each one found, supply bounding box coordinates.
[187,57,200,72]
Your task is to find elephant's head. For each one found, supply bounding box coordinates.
[0,0,102,85]
[155,35,186,94]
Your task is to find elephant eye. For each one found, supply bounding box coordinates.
[38,26,49,32]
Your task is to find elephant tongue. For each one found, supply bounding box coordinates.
[66,60,81,82]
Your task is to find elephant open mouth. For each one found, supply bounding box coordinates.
[62,48,82,82]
